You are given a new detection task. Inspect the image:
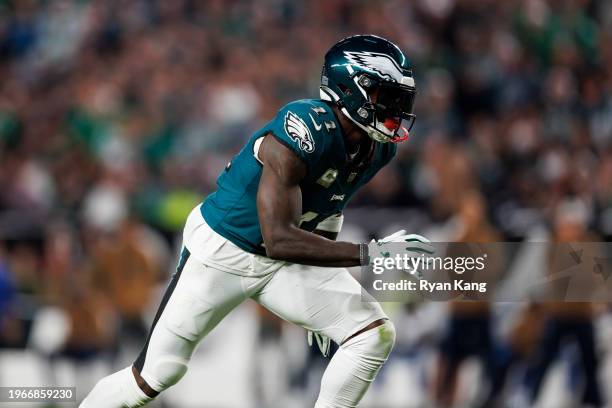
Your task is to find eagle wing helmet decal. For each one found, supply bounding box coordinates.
[284,111,315,153]
[343,50,405,82]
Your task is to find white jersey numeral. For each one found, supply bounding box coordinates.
[298,211,319,226]
[298,212,344,233]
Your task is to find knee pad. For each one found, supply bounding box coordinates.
[318,320,396,397]
[141,356,189,392]
[343,320,396,362]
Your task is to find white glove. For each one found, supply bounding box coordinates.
[368,230,434,277]
[369,229,434,258]
[308,330,331,357]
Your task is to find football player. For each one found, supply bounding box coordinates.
[80,34,431,408]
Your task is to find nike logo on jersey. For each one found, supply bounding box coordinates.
[308,113,323,131]
[285,111,315,153]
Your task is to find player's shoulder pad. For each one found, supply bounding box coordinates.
[281,100,338,148]
[267,99,337,167]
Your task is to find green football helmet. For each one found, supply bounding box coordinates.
[320,34,416,143]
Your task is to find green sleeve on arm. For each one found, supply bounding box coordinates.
[265,102,324,172]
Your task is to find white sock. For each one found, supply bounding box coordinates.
[80,366,153,408]
[315,320,396,408]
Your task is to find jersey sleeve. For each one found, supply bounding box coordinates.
[265,102,325,171]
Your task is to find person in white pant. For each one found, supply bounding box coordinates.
[80,34,430,408]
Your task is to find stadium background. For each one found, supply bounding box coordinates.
[1,0,611,407]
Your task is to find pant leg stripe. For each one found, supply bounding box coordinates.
[134,247,191,372]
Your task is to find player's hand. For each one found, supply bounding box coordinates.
[308,330,331,357]
[368,230,434,260]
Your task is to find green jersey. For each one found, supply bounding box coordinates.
[201,99,396,255]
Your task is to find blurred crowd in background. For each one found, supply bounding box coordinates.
[1,0,612,407]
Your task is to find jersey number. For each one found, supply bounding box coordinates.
[298,212,343,234]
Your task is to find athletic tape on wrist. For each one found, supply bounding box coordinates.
[359,243,370,266]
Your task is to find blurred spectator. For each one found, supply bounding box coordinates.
[88,219,164,341]
[431,190,503,407]
[525,198,604,407]
[0,242,25,347]
[59,282,118,362]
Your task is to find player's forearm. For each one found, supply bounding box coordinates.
[264,226,362,267]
